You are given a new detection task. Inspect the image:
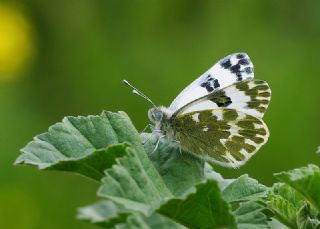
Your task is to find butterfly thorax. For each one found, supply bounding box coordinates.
[148,106,176,139]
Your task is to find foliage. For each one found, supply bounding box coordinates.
[15,111,320,228]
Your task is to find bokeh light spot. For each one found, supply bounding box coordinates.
[0,4,35,81]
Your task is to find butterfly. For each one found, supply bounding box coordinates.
[123,53,271,168]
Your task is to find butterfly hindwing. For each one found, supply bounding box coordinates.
[171,108,269,168]
[169,53,254,112]
[177,80,271,119]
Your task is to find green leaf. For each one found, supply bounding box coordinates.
[78,200,185,229]
[296,203,320,229]
[49,144,128,181]
[268,218,290,229]
[234,201,269,229]
[222,174,267,203]
[78,200,130,228]
[143,134,236,196]
[97,133,236,228]
[98,144,173,215]
[139,213,185,229]
[271,183,305,208]
[115,213,185,229]
[98,134,236,228]
[274,164,320,211]
[266,182,319,229]
[142,133,205,196]
[266,192,298,228]
[204,163,236,190]
[266,182,305,228]
[157,180,237,229]
[15,111,142,181]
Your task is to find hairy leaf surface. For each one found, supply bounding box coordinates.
[142,133,204,196]
[222,174,267,203]
[78,200,185,229]
[15,111,142,181]
[157,180,237,229]
[266,182,306,228]
[274,164,320,211]
[234,201,269,229]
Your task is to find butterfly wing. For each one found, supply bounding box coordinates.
[169,53,254,112]
[175,80,271,119]
[171,108,269,168]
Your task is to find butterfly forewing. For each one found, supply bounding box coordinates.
[169,53,254,112]
[176,80,271,119]
[171,108,269,168]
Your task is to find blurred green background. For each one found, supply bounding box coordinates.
[1,0,320,228]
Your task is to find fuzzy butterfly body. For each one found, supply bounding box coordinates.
[125,52,271,168]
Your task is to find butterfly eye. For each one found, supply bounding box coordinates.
[155,111,163,121]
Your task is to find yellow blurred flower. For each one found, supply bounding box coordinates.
[0,4,35,81]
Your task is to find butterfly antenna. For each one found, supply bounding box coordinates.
[122,80,157,108]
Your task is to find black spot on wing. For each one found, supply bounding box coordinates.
[236,54,245,59]
[210,91,232,107]
[200,74,220,92]
[213,79,220,88]
[236,72,242,81]
[200,81,214,92]
[230,64,242,81]
[221,59,232,69]
[238,58,249,65]
[230,64,241,74]
[245,67,253,74]
[219,54,252,82]
[211,95,232,107]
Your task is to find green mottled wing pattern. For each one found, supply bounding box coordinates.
[168,79,271,168]
[171,108,269,168]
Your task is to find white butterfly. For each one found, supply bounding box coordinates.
[124,53,271,168]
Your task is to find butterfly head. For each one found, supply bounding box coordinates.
[148,106,172,124]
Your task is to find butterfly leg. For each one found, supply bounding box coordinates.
[140,124,153,134]
[151,135,165,154]
[142,134,153,145]
[142,129,162,145]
